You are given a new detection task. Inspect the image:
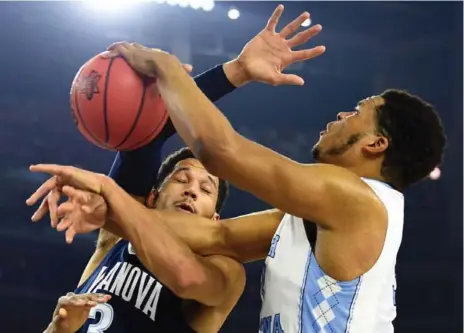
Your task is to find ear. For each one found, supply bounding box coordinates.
[145,190,159,208]
[212,212,220,221]
[363,134,389,156]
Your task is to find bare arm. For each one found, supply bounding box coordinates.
[100,177,243,307]
[184,258,246,333]
[101,197,282,263]
[156,67,386,229]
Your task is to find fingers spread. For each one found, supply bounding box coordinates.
[26,176,57,206]
[291,45,326,63]
[31,196,49,222]
[49,188,61,227]
[65,226,77,244]
[265,4,284,32]
[279,11,310,39]
[57,217,73,232]
[287,24,322,48]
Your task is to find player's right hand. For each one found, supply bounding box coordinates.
[104,42,186,82]
[46,292,111,333]
[55,186,108,243]
[26,168,108,243]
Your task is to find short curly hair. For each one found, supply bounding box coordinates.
[155,147,229,213]
[376,89,447,189]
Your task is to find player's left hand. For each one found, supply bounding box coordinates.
[230,4,326,87]
[46,292,111,333]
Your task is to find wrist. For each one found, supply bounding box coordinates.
[155,57,193,85]
[223,59,250,87]
[100,175,117,200]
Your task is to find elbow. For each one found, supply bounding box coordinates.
[170,262,207,299]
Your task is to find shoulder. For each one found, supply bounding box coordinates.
[304,165,388,231]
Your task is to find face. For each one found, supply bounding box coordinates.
[312,96,389,166]
[148,158,220,220]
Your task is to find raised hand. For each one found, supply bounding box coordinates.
[44,293,111,333]
[231,4,325,87]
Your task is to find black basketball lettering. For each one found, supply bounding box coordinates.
[73,83,109,149]
[78,70,101,101]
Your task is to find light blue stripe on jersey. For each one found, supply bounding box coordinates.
[297,251,313,333]
[299,253,362,333]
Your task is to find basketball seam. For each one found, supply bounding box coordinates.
[103,57,116,144]
[125,104,168,150]
[114,82,148,150]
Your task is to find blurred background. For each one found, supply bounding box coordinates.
[0,1,462,332]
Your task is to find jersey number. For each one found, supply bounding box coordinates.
[87,303,114,333]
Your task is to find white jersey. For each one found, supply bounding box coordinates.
[259,178,404,333]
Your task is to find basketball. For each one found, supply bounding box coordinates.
[70,53,168,151]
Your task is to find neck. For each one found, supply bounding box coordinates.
[346,161,399,190]
[323,155,389,185]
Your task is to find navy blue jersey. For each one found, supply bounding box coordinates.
[75,240,196,333]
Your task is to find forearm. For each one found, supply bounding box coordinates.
[107,64,236,199]
[103,205,232,259]
[100,177,206,294]
[157,69,239,165]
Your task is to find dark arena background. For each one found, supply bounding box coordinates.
[0,1,462,332]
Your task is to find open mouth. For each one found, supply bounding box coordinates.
[175,203,195,214]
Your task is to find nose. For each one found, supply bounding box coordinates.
[183,188,198,200]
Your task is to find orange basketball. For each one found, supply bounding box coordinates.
[70,53,168,151]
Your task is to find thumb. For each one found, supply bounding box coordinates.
[277,73,305,86]
[58,307,68,319]
[51,308,68,329]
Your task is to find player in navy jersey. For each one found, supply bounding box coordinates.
[39,148,244,333]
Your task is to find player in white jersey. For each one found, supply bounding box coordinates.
[27,5,446,332]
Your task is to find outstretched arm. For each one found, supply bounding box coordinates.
[152,62,387,228]
[98,175,283,263]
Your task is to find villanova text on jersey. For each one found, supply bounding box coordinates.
[85,260,163,320]
[75,240,195,333]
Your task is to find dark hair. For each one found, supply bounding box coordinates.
[155,147,229,213]
[376,89,446,189]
